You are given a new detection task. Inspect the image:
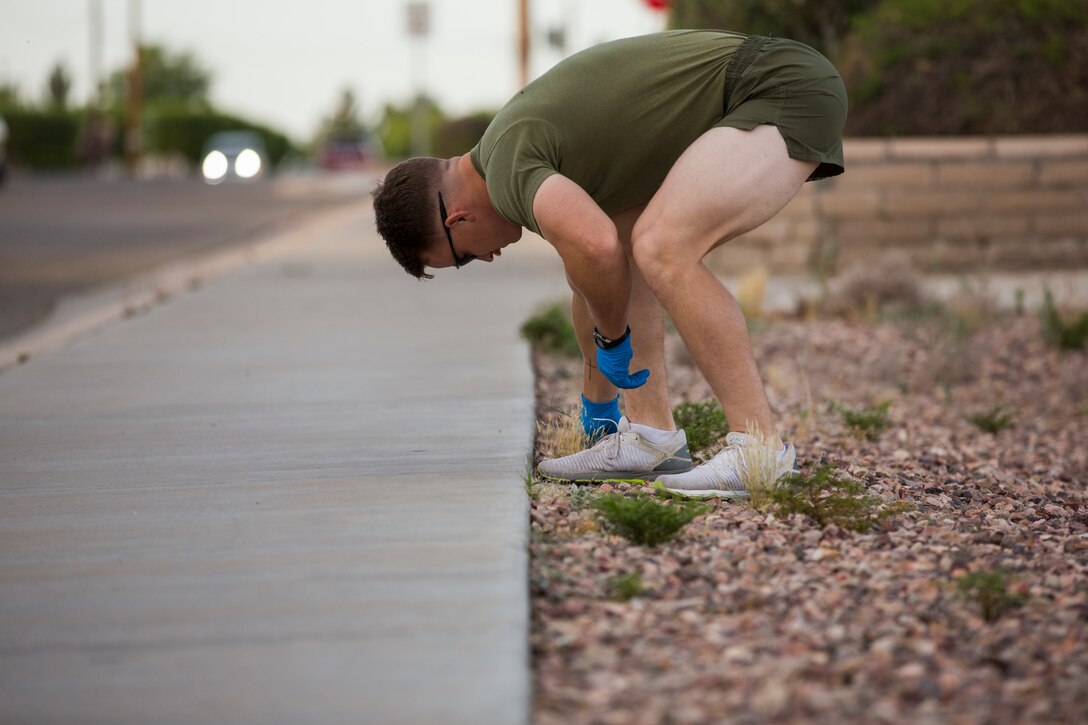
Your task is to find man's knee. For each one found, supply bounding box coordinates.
[630,227,660,282]
[631,219,700,294]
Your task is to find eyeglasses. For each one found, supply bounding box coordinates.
[438,192,475,269]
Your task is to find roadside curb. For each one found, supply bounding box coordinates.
[0,197,370,373]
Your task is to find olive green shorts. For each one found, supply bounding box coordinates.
[717,35,848,181]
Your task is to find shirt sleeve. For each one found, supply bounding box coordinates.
[482,120,562,236]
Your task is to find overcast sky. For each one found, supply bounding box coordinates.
[1,0,667,140]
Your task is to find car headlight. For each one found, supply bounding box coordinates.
[234,148,262,179]
[202,150,228,181]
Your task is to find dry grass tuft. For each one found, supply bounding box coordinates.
[824,254,924,318]
[736,423,783,512]
[537,411,590,460]
[736,266,768,320]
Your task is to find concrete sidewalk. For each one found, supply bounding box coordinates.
[0,201,567,724]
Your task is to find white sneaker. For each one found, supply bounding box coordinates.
[656,432,798,499]
[537,417,692,482]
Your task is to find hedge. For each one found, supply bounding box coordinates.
[1,108,83,168]
[0,105,295,169]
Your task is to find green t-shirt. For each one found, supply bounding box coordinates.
[470,30,747,236]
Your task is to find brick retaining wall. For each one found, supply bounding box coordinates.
[706,135,1088,276]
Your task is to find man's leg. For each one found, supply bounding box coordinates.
[632,124,817,447]
[542,275,691,480]
[613,204,673,431]
[568,265,672,431]
[537,208,690,482]
[570,284,617,404]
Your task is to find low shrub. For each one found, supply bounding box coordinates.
[836,400,892,440]
[592,493,709,547]
[520,302,581,358]
[957,569,1026,622]
[1040,288,1088,351]
[672,400,729,458]
[769,464,914,532]
[823,255,925,319]
[568,484,600,510]
[968,405,1015,434]
[606,571,646,601]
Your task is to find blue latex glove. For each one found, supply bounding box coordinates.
[596,332,650,389]
[580,394,620,441]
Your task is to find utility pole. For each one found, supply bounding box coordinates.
[518,0,530,88]
[407,1,430,157]
[124,0,143,176]
[88,0,102,109]
[87,0,105,169]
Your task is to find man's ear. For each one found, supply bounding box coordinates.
[447,208,474,224]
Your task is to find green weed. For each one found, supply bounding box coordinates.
[568,483,598,509]
[1040,288,1088,350]
[591,493,710,547]
[605,571,647,601]
[836,400,892,440]
[769,464,914,532]
[968,404,1015,434]
[956,569,1026,622]
[524,456,540,500]
[520,302,581,358]
[672,400,729,458]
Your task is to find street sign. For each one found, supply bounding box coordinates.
[407,2,430,36]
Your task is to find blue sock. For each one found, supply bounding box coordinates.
[580,394,621,441]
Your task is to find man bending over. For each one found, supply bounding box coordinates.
[373,30,847,498]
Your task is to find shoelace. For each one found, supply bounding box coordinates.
[589,417,631,461]
[707,443,745,488]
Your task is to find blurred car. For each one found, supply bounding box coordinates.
[317,137,373,171]
[0,114,8,187]
[200,130,268,184]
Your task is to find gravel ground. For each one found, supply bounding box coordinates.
[528,304,1088,724]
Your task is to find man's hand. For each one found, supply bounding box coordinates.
[595,332,649,389]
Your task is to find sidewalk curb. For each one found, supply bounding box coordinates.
[0,198,370,374]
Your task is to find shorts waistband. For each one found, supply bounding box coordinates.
[724,35,771,113]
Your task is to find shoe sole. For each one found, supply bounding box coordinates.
[652,480,751,499]
[653,468,801,500]
[538,466,692,483]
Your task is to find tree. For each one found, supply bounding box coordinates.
[434,111,494,158]
[0,81,21,110]
[106,44,211,109]
[376,98,444,160]
[317,88,366,143]
[668,0,880,58]
[46,62,72,110]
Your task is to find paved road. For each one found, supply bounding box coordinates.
[0,172,375,340]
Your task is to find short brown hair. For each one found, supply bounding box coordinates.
[372,157,445,279]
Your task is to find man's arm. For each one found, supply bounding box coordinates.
[532,174,630,339]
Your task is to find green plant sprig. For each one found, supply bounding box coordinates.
[968,404,1015,434]
[592,493,710,547]
[835,400,892,440]
[957,569,1026,622]
[769,464,914,532]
